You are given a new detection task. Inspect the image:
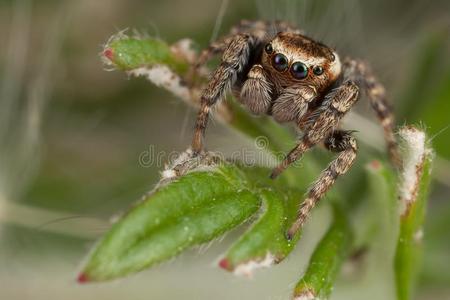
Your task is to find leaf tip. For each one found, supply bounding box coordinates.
[218,258,231,270]
[103,48,114,61]
[293,289,316,300]
[232,253,276,278]
[367,160,381,171]
[77,272,90,284]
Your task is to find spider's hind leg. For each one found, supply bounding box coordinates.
[343,58,401,168]
[287,130,358,239]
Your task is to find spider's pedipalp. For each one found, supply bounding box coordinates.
[271,86,316,123]
[239,64,273,114]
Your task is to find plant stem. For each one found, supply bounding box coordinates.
[293,205,352,300]
[394,127,433,300]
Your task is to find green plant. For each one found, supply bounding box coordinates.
[79,32,434,300]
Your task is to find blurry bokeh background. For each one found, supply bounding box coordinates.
[0,0,449,299]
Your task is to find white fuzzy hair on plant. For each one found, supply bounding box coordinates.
[232,252,276,278]
[398,127,427,215]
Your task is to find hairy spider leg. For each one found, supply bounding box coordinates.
[192,34,254,153]
[267,81,359,239]
[270,81,359,178]
[287,130,358,239]
[343,58,401,168]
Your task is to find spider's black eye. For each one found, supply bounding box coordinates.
[290,62,308,79]
[313,66,324,76]
[264,43,273,54]
[272,53,288,72]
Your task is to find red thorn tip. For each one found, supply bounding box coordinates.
[77,273,89,284]
[369,160,381,170]
[219,258,230,270]
[103,48,114,60]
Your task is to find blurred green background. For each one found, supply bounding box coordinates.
[0,0,449,299]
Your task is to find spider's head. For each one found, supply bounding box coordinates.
[262,32,341,92]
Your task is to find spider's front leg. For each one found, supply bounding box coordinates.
[268,81,360,239]
[270,81,359,179]
[191,34,254,154]
[287,130,358,239]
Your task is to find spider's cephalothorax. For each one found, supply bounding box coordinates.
[244,32,342,124]
[191,20,400,239]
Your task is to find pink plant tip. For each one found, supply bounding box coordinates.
[103,48,114,61]
[219,258,230,270]
[369,160,381,170]
[77,272,89,284]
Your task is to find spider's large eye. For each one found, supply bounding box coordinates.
[264,43,273,54]
[290,62,308,79]
[272,53,288,72]
[313,66,324,76]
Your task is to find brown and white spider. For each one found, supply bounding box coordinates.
[190,20,400,239]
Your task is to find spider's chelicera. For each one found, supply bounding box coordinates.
[191,20,400,239]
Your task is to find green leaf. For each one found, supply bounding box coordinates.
[103,34,189,74]
[79,162,261,282]
[221,188,301,274]
[394,127,434,300]
[293,205,352,300]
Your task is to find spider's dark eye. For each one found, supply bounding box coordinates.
[272,53,288,72]
[264,43,273,54]
[313,66,324,76]
[290,62,308,79]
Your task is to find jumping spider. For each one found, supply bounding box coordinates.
[191,20,400,239]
